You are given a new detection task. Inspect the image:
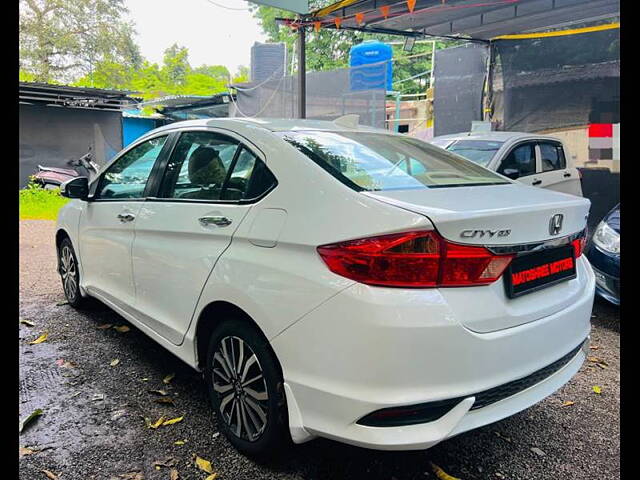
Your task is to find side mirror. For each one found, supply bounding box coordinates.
[501,168,520,180]
[60,176,89,200]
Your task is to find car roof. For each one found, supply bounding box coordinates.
[432,131,562,143]
[144,117,385,138]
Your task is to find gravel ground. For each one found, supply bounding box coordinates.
[19,220,620,480]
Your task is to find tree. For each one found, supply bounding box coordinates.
[162,43,191,87]
[19,0,141,83]
[233,66,250,83]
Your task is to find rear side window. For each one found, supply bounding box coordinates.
[159,131,276,202]
[498,143,536,178]
[539,142,566,172]
[160,131,239,201]
[222,147,277,201]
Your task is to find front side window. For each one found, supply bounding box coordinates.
[498,143,536,178]
[159,131,277,202]
[539,142,566,172]
[445,140,503,167]
[96,135,167,199]
[278,131,508,191]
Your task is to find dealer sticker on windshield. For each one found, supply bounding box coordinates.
[505,245,577,298]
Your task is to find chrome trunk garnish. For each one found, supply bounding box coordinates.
[486,229,586,255]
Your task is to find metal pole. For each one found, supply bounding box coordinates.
[297,25,306,119]
[395,93,401,132]
[429,40,436,90]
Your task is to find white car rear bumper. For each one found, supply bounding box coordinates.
[272,258,595,450]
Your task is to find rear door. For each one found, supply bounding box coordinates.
[79,134,170,309]
[496,141,539,187]
[535,141,583,196]
[131,128,277,344]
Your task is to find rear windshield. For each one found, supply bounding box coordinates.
[444,139,503,167]
[277,130,509,191]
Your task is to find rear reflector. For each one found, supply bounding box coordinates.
[571,231,587,258]
[317,230,514,288]
[357,399,463,427]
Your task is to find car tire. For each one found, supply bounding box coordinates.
[58,238,90,309]
[204,318,290,457]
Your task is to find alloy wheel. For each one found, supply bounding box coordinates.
[60,245,77,302]
[212,335,269,442]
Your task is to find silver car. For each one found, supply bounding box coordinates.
[430,132,583,197]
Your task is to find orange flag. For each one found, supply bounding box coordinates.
[334,17,342,28]
[355,12,365,24]
[407,0,416,13]
[380,5,390,18]
[314,21,321,32]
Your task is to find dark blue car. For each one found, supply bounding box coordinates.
[585,204,620,305]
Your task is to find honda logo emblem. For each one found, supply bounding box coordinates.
[549,214,564,235]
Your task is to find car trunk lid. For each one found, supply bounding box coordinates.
[364,184,590,246]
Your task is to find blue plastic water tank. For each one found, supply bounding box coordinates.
[349,40,393,91]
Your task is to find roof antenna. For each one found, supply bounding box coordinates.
[333,114,360,129]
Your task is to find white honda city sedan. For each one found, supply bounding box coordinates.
[56,117,595,456]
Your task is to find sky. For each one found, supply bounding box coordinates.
[124,0,268,75]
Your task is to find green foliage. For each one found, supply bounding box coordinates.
[163,43,191,86]
[19,0,141,83]
[19,179,70,221]
[70,44,245,103]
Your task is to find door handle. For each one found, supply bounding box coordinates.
[532,179,542,186]
[199,216,232,227]
[117,213,135,223]
[563,172,572,178]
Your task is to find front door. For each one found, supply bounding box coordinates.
[79,134,170,309]
[496,142,539,187]
[131,129,276,345]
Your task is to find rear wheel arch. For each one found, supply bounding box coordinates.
[195,301,280,373]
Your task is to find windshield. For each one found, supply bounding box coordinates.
[277,131,509,191]
[444,139,503,167]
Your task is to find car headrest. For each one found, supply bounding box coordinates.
[188,146,225,185]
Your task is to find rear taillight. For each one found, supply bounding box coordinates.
[571,230,587,258]
[317,230,514,288]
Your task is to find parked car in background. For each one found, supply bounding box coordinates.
[56,118,594,457]
[430,132,583,197]
[585,204,620,305]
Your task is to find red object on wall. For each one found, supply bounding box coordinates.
[589,123,613,137]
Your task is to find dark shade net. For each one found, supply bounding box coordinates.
[233,63,387,129]
[433,43,489,136]
[490,27,620,132]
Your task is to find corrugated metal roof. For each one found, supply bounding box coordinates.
[19,81,140,111]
